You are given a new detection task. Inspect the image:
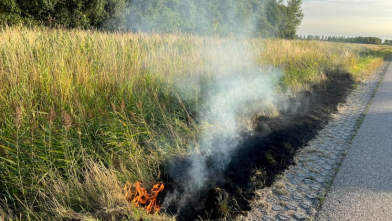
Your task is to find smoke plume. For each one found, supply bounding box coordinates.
[125,0,298,216]
[163,40,290,215]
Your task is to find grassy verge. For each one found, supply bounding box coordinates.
[348,45,392,81]
[0,26,391,220]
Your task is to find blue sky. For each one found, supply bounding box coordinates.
[297,0,392,41]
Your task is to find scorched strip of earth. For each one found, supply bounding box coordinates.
[158,71,354,220]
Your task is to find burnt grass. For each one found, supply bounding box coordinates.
[159,72,354,220]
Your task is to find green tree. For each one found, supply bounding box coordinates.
[278,0,303,39]
[126,0,271,36]
[0,0,22,26]
[265,0,286,37]
[0,0,130,29]
[0,0,305,38]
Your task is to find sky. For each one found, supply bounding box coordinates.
[297,0,392,41]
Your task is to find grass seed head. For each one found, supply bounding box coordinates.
[14,105,22,129]
[62,111,72,129]
[30,114,37,136]
[111,102,117,113]
[48,107,56,125]
[121,99,126,113]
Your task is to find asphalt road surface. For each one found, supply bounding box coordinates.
[317,60,392,221]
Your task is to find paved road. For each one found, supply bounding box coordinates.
[317,60,392,221]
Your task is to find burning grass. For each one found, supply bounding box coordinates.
[161,71,357,220]
[0,26,391,220]
[123,181,165,214]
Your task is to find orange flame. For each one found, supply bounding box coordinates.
[123,181,164,214]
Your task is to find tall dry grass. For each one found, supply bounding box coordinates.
[0,26,390,220]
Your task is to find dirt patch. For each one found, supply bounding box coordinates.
[160,72,354,220]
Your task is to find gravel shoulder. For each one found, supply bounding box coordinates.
[316,59,392,221]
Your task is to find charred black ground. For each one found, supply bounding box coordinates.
[159,72,355,220]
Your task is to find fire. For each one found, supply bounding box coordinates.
[123,181,164,214]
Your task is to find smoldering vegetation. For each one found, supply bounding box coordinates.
[158,41,355,220]
[162,41,286,212]
[0,26,389,220]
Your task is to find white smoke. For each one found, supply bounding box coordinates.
[125,0,295,215]
[163,40,287,213]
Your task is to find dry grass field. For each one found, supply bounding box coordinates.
[0,26,391,220]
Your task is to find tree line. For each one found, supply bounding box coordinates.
[297,35,388,45]
[384,40,392,45]
[0,0,303,39]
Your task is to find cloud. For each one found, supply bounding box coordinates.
[298,0,392,40]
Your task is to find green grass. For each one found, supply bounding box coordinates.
[0,26,391,220]
[317,195,325,205]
